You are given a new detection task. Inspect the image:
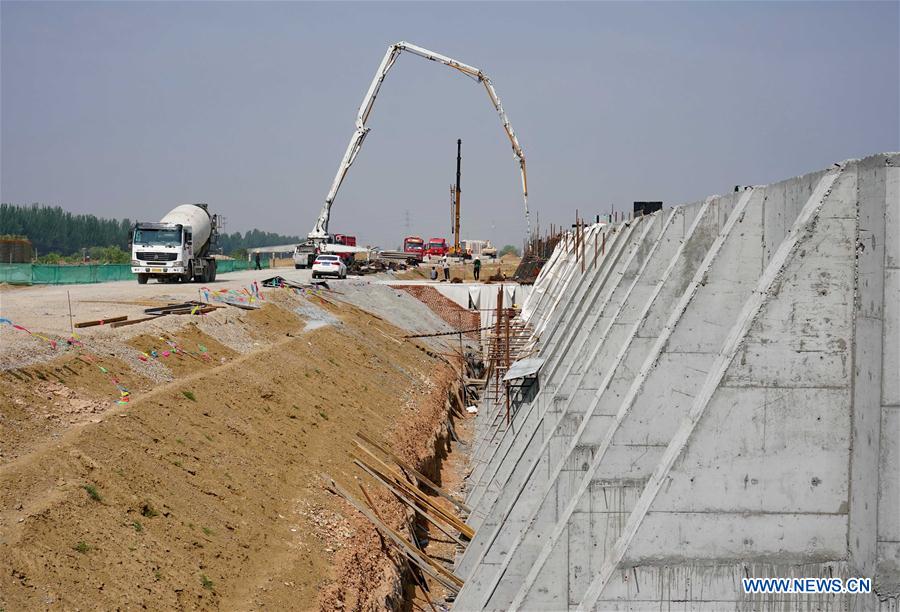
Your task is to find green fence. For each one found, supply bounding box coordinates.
[0,260,254,286]
[216,260,253,273]
[0,263,32,285]
[32,264,134,284]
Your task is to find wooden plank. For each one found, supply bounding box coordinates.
[354,459,466,546]
[354,441,473,530]
[353,445,470,533]
[357,432,471,514]
[325,476,464,591]
[357,484,439,612]
[144,301,224,315]
[169,307,217,316]
[354,446,474,539]
[74,315,128,328]
[110,315,163,328]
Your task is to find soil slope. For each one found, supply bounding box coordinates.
[0,290,456,610]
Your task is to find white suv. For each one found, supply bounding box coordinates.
[312,254,347,279]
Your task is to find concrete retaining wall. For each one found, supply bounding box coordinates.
[456,153,899,610]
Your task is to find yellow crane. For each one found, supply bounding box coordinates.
[450,139,463,257]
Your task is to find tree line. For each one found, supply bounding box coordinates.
[1,203,133,256]
[0,203,301,261]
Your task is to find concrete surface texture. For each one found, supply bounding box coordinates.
[456,153,899,610]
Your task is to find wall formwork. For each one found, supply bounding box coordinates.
[455,153,899,611]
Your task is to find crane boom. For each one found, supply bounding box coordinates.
[309,41,529,241]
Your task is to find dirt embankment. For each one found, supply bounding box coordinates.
[0,287,463,610]
[396,254,520,282]
[319,364,464,611]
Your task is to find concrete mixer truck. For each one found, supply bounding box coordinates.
[130,203,221,285]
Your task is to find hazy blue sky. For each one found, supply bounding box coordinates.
[2,1,898,249]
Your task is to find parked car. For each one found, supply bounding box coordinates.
[312,254,347,279]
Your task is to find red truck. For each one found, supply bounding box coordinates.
[403,236,425,261]
[425,237,449,257]
[330,234,357,264]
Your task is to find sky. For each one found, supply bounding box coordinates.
[2,1,898,250]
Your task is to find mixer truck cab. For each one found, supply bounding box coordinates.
[131,203,220,285]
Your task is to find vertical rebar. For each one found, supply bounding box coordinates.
[580,218,585,274]
[504,305,511,425]
[67,290,74,336]
[494,286,503,403]
[575,210,579,260]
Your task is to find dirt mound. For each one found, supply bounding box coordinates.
[0,291,459,610]
[0,353,153,464]
[126,325,238,378]
[395,256,520,282]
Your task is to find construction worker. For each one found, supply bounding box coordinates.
[254,252,261,270]
[442,257,450,281]
[473,257,481,281]
[430,266,438,281]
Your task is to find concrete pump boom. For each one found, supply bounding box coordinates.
[309,41,529,241]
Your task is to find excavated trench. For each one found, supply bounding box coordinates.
[322,352,481,611]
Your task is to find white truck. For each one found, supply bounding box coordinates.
[131,203,220,284]
[463,239,498,259]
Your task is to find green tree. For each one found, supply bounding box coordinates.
[0,203,132,255]
[499,244,520,257]
[36,252,63,264]
[0,203,302,259]
[87,245,130,263]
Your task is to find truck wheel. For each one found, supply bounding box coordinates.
[183,263,193,283]
[137,273,148,285]
[209,260,217,282]
[295,264,302,270]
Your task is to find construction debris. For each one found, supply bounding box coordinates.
[260,275,309,289]
[73,315,128,328]
[201,282,264,310]
[357,432,470,514]
[143,301,220,316]
[325,476,464,594]
[376,251,418,267]
[109,315,162,328]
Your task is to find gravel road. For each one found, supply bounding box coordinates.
[0,268,312,335]
[0,268,464,369]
